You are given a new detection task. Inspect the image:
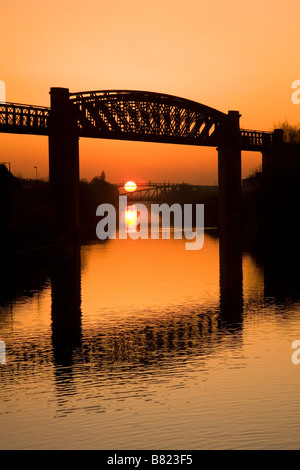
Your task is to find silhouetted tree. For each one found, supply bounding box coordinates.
[79,177,118,239]
[0,163,19,188]
[273,120,300,143]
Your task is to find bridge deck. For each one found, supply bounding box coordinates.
[0,100,288,152]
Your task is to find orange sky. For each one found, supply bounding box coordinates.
[1,0,300,183]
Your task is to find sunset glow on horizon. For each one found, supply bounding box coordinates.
[2,1,300,451]
[1,0,300,183]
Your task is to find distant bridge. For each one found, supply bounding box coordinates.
[116,182,218,201]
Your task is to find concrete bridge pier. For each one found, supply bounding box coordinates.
[217,111,243,323]
[48,87,80,241]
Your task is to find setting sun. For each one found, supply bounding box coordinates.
[124,181,137,192]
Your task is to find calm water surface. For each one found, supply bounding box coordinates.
[1,232,300,449]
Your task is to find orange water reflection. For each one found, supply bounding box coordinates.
[125,205,138,233]
[2,235,300,449]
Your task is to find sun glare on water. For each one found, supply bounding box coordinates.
[125,205,138,232]
[123,181,138,231]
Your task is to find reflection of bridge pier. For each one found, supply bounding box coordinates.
[51,240,82,366]
[219,228,243,325]
[50,241,82,415]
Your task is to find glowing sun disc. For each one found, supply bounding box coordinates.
[124,181,137,192]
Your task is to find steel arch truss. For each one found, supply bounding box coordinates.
[69,90,226,146]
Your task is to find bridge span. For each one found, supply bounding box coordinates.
[0,98,274,152]
[116,182,218,202]
[0,88,291,237]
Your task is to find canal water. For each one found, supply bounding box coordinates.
[1,231,300,449]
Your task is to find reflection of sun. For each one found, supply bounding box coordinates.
[125,206,138,226]
[124,181,137,192]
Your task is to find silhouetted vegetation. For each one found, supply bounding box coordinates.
[240,133,300,254]
[79,176,119,239]
[273,121,300,143]
[160,184,219,227]
[0,164,55,254]
[0,165,119,253]
[2,121,300,256]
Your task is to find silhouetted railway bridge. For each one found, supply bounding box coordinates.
[1,88,300,319]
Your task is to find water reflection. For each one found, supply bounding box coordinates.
[219,225,243,328]
[4,230,299,374]
[51,241,82,366]
[263,243,300,305]
[0,250,52,305]
[0,232,245,368]
[48,231,244,374]
[1,233,242,367]
[1,231,300,448]
[125,205,138,233]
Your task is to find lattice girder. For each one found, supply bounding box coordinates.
[69,90,226,146]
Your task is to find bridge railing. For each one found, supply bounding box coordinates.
[240,129,273,151]
[0,102,49,135]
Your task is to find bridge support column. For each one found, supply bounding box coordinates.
[218,111,243,323]
[48,87,80,241]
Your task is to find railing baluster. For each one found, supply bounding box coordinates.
[0,103,49,135]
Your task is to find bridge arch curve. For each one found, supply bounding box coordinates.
[68,89,226,146]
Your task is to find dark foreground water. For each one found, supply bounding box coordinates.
[1,231,300,449]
